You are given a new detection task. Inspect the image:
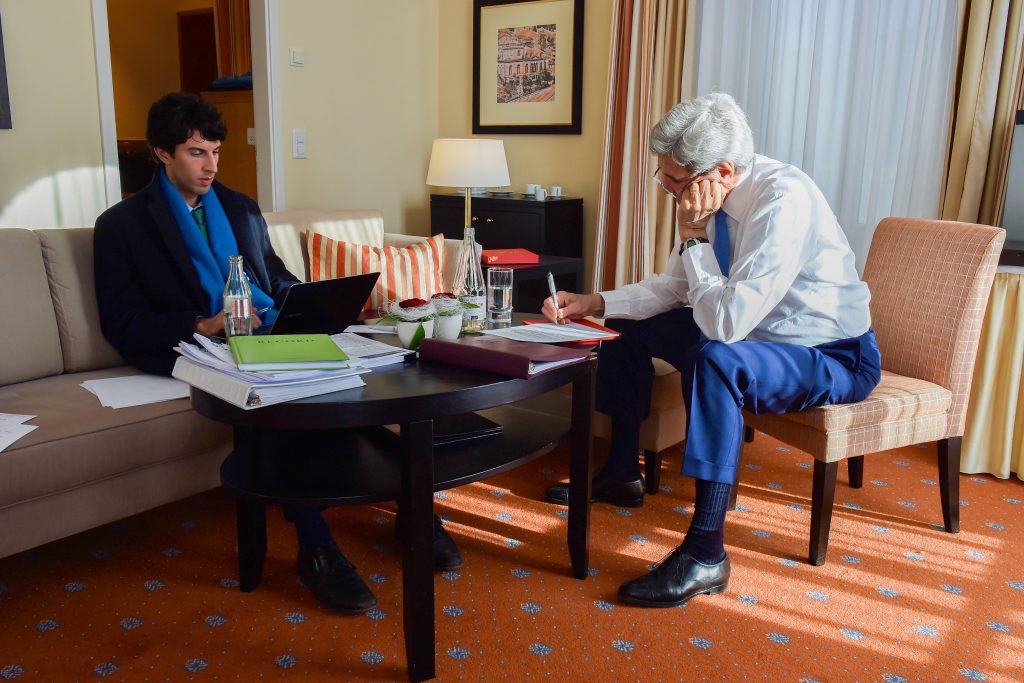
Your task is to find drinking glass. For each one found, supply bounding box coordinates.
[486,267,513,324]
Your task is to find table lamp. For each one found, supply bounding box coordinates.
[426,138,511,234]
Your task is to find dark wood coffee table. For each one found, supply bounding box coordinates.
[190,355,595,682]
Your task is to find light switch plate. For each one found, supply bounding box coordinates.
[292,129,307,159]
[289,47,305,67]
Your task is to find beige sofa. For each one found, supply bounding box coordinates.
[0,211,460,559]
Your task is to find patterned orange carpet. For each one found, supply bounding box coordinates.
[1,432,1022,681]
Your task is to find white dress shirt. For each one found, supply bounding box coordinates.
[601,154,871,347]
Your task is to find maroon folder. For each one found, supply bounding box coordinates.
[417,336,590,379]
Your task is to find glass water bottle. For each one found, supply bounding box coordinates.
[452,227,486,333]
[223,255,253,337]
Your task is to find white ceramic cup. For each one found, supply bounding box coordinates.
[550,185,563,197]
[434,314,462,340]
[524,183,539,195]
[534,186,548,201]
[396,319,434,349]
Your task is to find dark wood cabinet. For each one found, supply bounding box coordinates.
[430,193,583,258]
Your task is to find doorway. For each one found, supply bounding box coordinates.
[99,0,265,202]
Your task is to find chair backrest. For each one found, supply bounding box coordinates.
[862,217,1004,437]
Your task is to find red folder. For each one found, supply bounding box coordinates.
[481,248,540,265]
[418,336,590,379]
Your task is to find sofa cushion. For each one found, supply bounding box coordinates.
[265,210,386,281]
[0,229,64,385]
[307,231,446,314]
[36,228,125,372]
[0,366,230,509]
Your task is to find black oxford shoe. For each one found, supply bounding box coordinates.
[545,467,644,508]
[618,547,730,607]
[297,542,377,614]
[396,513,465,571]
[432,516,464,571]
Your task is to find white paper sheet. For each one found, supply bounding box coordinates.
[343,324,397,335]
[80,375,191,409]
[0,413,35,427]
[479,322,618,344]
[330,332,412,368]
[0,422,37,453]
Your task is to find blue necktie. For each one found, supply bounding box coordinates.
[713,210,730,277]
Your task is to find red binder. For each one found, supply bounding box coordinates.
[481,248,540,265]
[417,336,589,379]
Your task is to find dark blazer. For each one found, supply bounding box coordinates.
[94,177,299,376]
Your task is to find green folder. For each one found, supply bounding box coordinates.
[228,334,350,371]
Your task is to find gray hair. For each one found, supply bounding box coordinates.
[649,93,755,174]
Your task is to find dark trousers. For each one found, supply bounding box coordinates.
[597,308,881,485]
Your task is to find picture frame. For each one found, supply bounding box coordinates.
[473,0,584,135]
[0,11,10,130]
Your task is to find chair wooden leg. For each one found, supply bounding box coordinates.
[744,425,755,443]
[643,449,661,494]
[728,441,744,511]
[809,460,838,566]
[848,456,864,489]
[938,436,961,533]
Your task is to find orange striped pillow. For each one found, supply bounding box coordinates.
[305,230,446,313]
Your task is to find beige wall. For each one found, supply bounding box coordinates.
[438,0,613,291]
[0,0,108,228]
[277,0,440,235]
[107,0,214,140]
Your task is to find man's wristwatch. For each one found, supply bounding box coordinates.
[679,237,710,255]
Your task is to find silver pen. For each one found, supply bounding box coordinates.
[546,271,561,323]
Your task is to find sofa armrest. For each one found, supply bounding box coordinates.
[384,233,462,291]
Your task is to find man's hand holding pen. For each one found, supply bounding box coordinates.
[541,289,606,324]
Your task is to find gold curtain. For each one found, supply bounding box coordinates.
[215,0,251,77]
[593,0,690,292]
[941,0,1024,225]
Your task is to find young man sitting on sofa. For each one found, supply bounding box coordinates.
[93,92,462,614]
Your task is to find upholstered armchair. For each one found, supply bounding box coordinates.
[742,218,1004,565]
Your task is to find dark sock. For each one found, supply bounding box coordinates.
[605,418,642,481]
[286,507,333,552]
[680,479,730,564]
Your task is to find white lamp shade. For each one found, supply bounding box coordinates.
[425,138,511,188]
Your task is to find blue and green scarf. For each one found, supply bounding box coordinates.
[158,167,277,325]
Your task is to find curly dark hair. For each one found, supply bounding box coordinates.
[146,92,228,156]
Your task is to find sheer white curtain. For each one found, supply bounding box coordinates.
[694,0,958,269]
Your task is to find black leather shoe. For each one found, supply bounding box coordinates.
[618,547,730,607]
[297,542,377,614]
[396,513,465,571]
[433,516,463,571]
[545,467,644,507]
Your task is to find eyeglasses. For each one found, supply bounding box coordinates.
[653,167,707,198]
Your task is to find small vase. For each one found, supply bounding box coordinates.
[396,319,434,349]
[434,314,462,340]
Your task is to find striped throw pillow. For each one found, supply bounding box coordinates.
[305,230,446,314]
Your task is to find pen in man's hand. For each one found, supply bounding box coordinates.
[546,271,562,323]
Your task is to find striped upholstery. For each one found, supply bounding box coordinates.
[306,230,446,314]
[745,218,1004,461]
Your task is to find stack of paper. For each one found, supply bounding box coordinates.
[0,413,37,453]
[330,332,413,368]
[173,335,369,410]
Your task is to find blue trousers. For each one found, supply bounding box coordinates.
[597,308,881,486]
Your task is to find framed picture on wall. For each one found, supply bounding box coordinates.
[0,11,11,130]
[473,0,584,135]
